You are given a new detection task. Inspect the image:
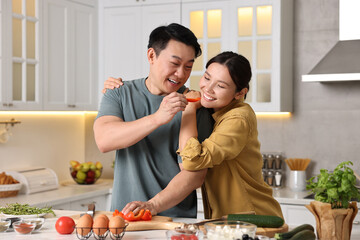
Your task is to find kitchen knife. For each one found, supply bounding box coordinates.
[80,203,95,217]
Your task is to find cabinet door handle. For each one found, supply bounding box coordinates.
[354,221,360,225]
[68,104,76,108]
[3,103,8,107]
[8,103,13,107]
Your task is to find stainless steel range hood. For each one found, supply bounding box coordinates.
[302,0,360,82]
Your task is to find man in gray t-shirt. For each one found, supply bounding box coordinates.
[94,24,213,218]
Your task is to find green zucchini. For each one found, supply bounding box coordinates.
[226,214,284,228]
[274,224,314,239]
[289,229,316,240]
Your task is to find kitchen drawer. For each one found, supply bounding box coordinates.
[52,202,71,210]
[280,204,316,228]
[70,195,109,211]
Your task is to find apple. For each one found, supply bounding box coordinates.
[90,163,96,171]
[75,178,84,184]
[71,170,77,178]
[70,160,79,168]
[74,163,82,171]
[80,163,90,172]
[76,170,87,181]
[95,161,103,170]
[85,177,94,184]
[95,169,101,179]
[87,170,95,179]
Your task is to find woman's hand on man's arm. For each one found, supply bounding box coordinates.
[102,77,124,94]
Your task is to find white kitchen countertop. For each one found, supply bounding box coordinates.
[0,179,113,208]
[1,183,360,239]
[273,187,360,207]
[0,209,194,240]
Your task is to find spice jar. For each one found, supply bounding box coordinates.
[274,171,283,188]
[266,171,274,186]
[275,154,282,169]
[267,154,274,169]
[262,170,267,182]
[262,154,267,169]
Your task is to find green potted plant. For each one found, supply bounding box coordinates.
[306,161,360,240]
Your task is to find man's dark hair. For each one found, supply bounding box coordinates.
[148,23,202,58]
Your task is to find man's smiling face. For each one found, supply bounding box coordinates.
[146,39,196,96]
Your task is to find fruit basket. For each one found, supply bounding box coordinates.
[70,161,103,185]
[0,183,22,198]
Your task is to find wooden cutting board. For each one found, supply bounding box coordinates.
[70,211,288,237]
[256,224,288,238]
[70,211,182,231]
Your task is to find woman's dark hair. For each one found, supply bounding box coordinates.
[148,23,202,58]
[206,51,252,95]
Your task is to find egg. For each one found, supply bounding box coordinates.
[76,214,93,236]
[96,214,110,223]
[93,215,109,236]
[109,215,126,235]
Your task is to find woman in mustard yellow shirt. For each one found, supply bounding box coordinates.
[178,51,283,219]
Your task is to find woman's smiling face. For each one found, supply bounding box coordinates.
[199,62,243,112]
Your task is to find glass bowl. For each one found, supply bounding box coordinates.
[13,221,36,235]
[205,220,257,240]
[23,218,45,231]
[166,228,204,240]
[0,219,11,233]
[70,166,102,185]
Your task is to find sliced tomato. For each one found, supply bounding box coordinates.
[186,97,201,102]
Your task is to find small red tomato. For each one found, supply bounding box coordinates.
[55,216,76,234]
[190,235,198,240]
[180,234,191,240]
[171,236,181,240]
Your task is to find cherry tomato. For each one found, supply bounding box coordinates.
[190,235,198,240]
[171,236,181,240]
[55,216,75,234]
[180,234,191,240]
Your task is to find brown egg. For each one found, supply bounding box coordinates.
[76,214,93,236]
[93,215,109,236]
[109,215,126,235]
[96,214,110,223]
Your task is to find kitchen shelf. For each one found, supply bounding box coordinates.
[0,118,21,126]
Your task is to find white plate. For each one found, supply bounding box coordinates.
[2,213,46,219]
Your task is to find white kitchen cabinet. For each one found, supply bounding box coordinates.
[182,0,293,112]
[280,203,315,228]
[0,0,97,111]
[0,1,3,109]
[43,0,98,110]
[51,202,71,210]
[102,0,179,7]
[0,0,43,111]
[50,194,111,211]
[100,1,181,86]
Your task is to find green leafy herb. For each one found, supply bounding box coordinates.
[0,203,55,216]
[306,161,360,209]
